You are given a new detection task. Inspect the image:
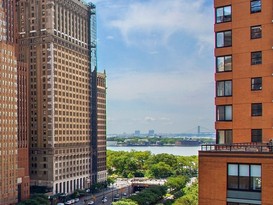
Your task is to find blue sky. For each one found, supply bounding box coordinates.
[88,0,215,134]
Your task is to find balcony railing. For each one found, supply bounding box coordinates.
[201,142,273,153]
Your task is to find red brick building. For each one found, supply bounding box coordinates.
[0,0,30,203]
[199,0,273,204]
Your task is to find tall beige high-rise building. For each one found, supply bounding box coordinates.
[16,0,100,194]
[91,70,107,183]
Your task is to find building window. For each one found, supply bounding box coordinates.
[216,30,232,48]
[251,51,262,65]
[228,164,261,191]
[251,103,262,116]
[217,105,232,121]
[251,77,262,90]
[251,129,262,142]
[216,130,232,144]
[216,55,232,72]
[227,203,258,205]
[251,0,261,13]
[251,25,262,39]
[216,5,231,23]
[216,80,232,97]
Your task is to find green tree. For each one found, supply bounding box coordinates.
[112,155,138,177]
[173,181,198,205]
[130,150,151,170]
[128,186,167,205]
[107,176,116,186]
[146,153,177,168]
[71,190,80,198]
[18,194,50,205]
[112,199,138,205]
[107,150,151,178]
[148,162,173,178]
[176,156,198,177]
[166,175,189,192]
[107,150,198,179]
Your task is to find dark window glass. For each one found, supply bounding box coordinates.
[216,80,232,97]
[216,5,231,23]
[250,165,262,191]
[227,164,261,192]
[217,105,232,121]
[216,130,232,144]
[239,165,250,190]
[251,25,262,39]
[227,203,253,205]
[251,103,262,116]
[216,55,232,72]
[251,51,262,65]
[251,129,262,142]
[216,30,232,48]
[228,164,239,189]
[251,77,262,90]
[251,0,261,13]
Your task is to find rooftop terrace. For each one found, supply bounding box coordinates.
[201,142,273,153]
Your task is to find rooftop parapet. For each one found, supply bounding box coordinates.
[200,142,273,153]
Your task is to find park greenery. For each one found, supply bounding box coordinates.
[112,182,198,205]
[107,150,198,179]
[113,185,167,205]
[108,150,198,205]
[17,194,50,205]
[173,181,198,205]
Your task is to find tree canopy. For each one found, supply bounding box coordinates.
[107,150,198,179]
[17,194,50,205]
[173,181,198,205]
[112,199,138,205]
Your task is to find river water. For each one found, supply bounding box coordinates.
[107,146,200,156]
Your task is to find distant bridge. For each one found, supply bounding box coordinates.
[184,126,214,134]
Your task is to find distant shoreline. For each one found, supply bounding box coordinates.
[107,146,200,156]
[107,144,202,147]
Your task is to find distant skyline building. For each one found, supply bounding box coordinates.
[16,0,105,195]
[199,1,273,204]
[148,130,155,136]
[134,130,140,136]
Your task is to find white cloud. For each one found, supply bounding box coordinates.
[106,0,213,47]
[107,69,213,104]
[106,67,215,133]
[106,35,114,40]
[145,116,156,122]
[88,0,106,4]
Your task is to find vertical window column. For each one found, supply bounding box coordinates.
[217,105,232,121]
[216,80,232,97]
[216,5,231,23]
[251,77,262,90]
[251,0,261,13]
[216,55,232,72]
[251,51,262,65]
[216,30,232,48]
[216,130,232,144]
[251,129,262,142]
